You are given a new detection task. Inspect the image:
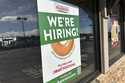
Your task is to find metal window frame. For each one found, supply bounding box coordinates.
[99,0,110,73]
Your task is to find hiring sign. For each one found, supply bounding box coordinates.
[37,0,81,83]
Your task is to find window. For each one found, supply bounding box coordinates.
[0,0,100,82]
[108,3,122,65]
[80,7,96,77]
[0,0,42,83]
[62,0,100,82]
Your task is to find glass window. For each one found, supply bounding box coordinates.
[80,7,96,77]
[0,0,42,83]
[108,3,122,65]
[62,0,99,82]
[0,0,99,82]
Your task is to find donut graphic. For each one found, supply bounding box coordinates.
[51,39,74,58]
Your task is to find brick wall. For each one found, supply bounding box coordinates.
[96,56,125,83]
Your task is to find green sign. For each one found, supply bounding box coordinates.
[48,68,78,83]
[37,0,81,83]
[38,12,80,45]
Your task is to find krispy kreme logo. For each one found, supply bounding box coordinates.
[51,40,74,59]
[55,4,69,13]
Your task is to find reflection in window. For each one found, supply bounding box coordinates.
[80,8,96,77]
[0,17,40,50]
[0,0,42,83]
[61,0,99,81]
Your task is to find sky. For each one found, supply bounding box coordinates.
[0,0,37,33]
[79,8,93,34]
[0,0,37,16]
[0,0,93,34]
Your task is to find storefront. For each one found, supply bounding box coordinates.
[0,0,125,83]
[37,0,101,82]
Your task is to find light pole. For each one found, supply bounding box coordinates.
[17,17,27,47]
[17,17,27,38]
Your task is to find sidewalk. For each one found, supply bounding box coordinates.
[92,56,125,83]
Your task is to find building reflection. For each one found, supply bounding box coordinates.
[0,30,40,50]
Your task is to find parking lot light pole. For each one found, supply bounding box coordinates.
[17,17,27,38]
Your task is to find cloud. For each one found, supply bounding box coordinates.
[0,16,17,21]
[0,29,39,37]
[25,15,37,22]
[25,29,39,36]
[0,15,36,22]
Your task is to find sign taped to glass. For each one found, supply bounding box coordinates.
[37,0,81,83]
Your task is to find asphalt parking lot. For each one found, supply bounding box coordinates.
[0,47,42,83]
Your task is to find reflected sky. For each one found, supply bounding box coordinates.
[108,17,112,32]
[0,0,36,16]
[80,8,93,34]
[0,0,37,33]
[0,0,93,34]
